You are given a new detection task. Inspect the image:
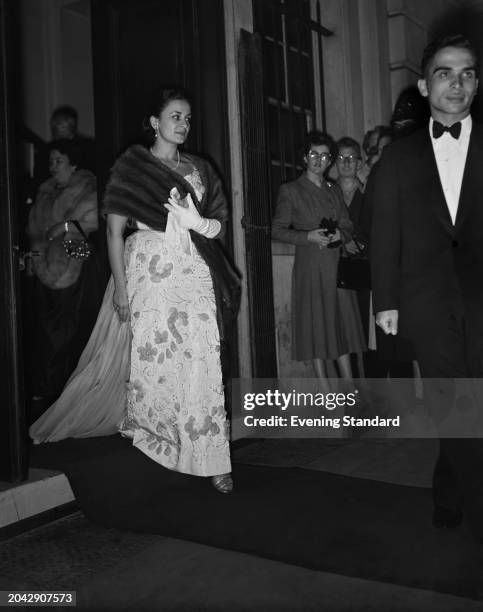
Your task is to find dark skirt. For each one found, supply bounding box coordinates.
[28,253,106,401]
[291,244,366,361]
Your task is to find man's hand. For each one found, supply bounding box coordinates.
[376,309,399,335]
[345,239,361,255]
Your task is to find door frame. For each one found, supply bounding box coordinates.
[0,0,28,482]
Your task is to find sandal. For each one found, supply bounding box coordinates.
[212,473,233,494]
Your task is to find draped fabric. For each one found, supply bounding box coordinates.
[29,278,130,442]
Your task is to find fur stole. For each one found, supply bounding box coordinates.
[103,145,240,338]
[103,145,227,230]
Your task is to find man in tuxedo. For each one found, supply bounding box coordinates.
[371,34,483,541]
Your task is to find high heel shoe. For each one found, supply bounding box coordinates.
[212,473,233,494]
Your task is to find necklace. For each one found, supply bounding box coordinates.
[150,148,180,170]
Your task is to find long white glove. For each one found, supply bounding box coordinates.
[164,189,221,238]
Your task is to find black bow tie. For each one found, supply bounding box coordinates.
[432,120,462,139]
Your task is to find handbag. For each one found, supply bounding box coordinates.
[62,220,92,260]
[337,241,370,290]
[319,216,341,249]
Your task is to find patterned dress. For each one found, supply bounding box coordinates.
[118,170,231,476]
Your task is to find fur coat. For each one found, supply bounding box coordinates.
[28,169,97,289]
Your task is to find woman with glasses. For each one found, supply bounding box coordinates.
[335,137,371,370]
[335,137,367,249]
[272,130,366,388]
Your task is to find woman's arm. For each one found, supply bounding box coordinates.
[46,191,99,241]
[74,191,99,234]
[165,192,222,239]
[197,158,228,239]
[107,213,129,322]
[272,185,328,247]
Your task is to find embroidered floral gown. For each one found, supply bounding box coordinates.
[118,169,231,477]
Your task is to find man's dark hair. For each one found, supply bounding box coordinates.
[421,34,479,77]
[391,85,430,139]
[50,105,78,125]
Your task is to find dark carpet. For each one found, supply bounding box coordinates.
[31,435,483,600]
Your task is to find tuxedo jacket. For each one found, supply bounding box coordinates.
[371,123,483,342]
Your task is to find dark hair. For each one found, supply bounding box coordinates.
[50,105,78,125]
[336,137,361,159]
[142,87,193,144]
[377,126,393,142]
[302,130,335,165]
[48,139,83,168]
[421,33,479,77]
[362,125,392,155]
[391,85,430,139]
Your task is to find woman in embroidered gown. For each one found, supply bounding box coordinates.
[271,130,366,387]
[30,89,238,494]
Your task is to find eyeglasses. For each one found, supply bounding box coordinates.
[336,154,360,163]
[308,151,332,162]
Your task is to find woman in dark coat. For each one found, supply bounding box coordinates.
[272,131,366,386]
[335,137,370,340]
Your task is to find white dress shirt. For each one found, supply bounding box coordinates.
[429,115,472,225]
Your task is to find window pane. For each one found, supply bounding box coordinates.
[278,109,305,163]
[254,0,283,41]
[270,162,282,216]
[263,39,285,101]
[268,104,282,161]
[284,0,310,52]
[288,50,311,109]
[279,108,293,161]
[253,0,331,215]
[293,111,306,157]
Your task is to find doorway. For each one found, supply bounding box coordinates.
[2,0,233,483]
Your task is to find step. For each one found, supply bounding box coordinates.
[0,469,75,528]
